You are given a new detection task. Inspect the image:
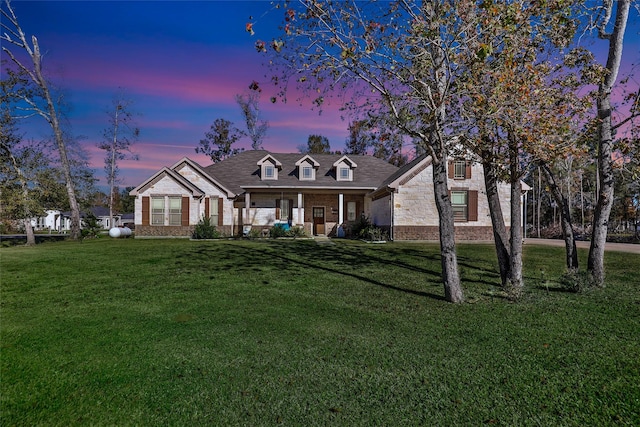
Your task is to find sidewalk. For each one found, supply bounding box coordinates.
[524,238,640,254]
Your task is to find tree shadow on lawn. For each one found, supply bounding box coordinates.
[176,241,448,301]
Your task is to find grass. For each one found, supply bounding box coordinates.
[1,238,639,426]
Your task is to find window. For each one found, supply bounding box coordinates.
[264,165,275,179]
[347,201,356,221]
[339,167,350,180]
[169,197,182,225]
[210,197,219,226]
[301,165,313,180]
[276,199,292,221]
[151,197,165,225]
[451,191,468,222]
[454,161,467,179]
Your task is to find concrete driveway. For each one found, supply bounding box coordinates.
[524,238,640,254]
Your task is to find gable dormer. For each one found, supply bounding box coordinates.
[295,155,320,181]
[333,155,357,181]
[257,154,282,180]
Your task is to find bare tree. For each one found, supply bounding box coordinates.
[1,0,82,239]
[99,90,139,230]
[236,81,269,150]
[588,0,631,286]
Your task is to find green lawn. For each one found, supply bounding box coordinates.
[1,238,639,426]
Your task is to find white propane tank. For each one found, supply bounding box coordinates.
[109,227,132,238]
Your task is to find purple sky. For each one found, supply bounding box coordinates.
[4,1,639,189]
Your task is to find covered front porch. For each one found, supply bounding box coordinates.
[233,189,369,237]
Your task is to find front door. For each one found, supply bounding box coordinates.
[313,207,325,235]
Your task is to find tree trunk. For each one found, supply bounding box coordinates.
[23,218,35,246]
[32,48,81,240]
[507,140,523,295]
[540,161,579,271]
[588,0,630,286]
[432,156,464,303]
[482,157,511,286]
[2,7,82,241]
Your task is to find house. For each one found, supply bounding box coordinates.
[30,207,131,232]
[129,150,516,240]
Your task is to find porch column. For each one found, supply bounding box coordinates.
[244,192,251,224]
[338,193,344,224]
[297,192,303,225]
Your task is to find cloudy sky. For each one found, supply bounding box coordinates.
[4,1,639,189]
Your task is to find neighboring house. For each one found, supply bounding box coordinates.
[31,207,132,232]
[31,209,66,232]
[129,150,521,240]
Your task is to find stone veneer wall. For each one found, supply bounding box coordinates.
[393,225,502,241]
[135,225,234,238]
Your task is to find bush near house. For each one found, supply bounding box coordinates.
[192,216,221,239]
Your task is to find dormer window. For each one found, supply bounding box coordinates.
[295,155,319,181]
[264,164,275,179]
[333,155,357,182]
[302,166,313,180]
[339,167,351,180]
[257,154,282,181]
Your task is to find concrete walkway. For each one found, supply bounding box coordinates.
[314,235,335,245]
[524,238,640,254]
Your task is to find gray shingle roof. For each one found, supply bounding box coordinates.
[202,150,399,195]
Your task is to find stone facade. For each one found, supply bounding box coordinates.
[393,225,498,241]
[372,158,514,241]
[135,225,193,238]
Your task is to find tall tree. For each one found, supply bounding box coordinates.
[344,120,371,155]
[99,90,140,230]
[588,0,631,286]
[1,0,82,239]
[257,1,470,301]
[456,0,590,290]
[195,118,245,163]
[236,81,269,150]
[299,134,331,154]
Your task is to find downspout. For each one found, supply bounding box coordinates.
[390,190,394,241]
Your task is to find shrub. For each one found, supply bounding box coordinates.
[559,269,596,293]
[192,216,220,239]
[286,226,307,238]
[81,212,102,239]
[270,223,288,238]
[351,215,371,238]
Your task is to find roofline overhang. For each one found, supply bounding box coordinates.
[240,185,378,191]
[171,157,236,198]
[129,167,205,198]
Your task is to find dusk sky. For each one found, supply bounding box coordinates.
[4,1,639,189]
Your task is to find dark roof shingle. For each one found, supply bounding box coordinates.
[202,150,399,195]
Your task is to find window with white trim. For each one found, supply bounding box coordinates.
[339,167,350,181]
[454,161,467,179]
[264,164,275,179]
[347,201,356,221]
[301,165,314,180]
[151,197,165,225]
[168,197,182,225]
[451,191,468,222]
[210,198,219,226]
[280,199,290,221]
